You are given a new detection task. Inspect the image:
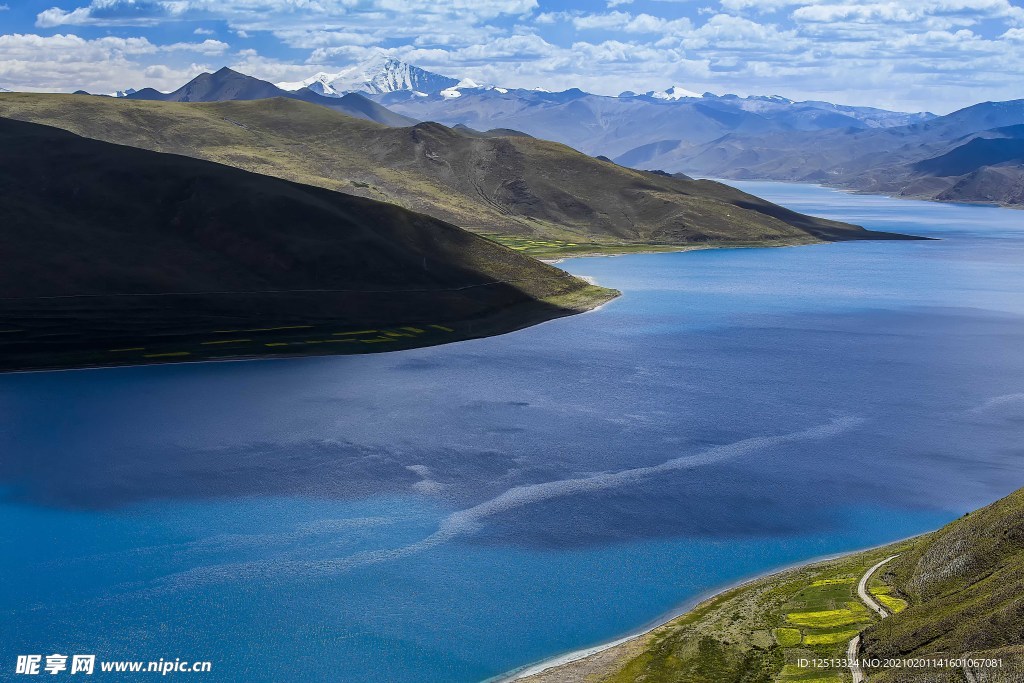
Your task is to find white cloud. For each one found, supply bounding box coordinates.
[720,0,808,11]
[167,39,228,54]
[37,0,539,31]
[534,12,570,24]
[274,29,381,49]
[792,0,1024,28]
[37,0,189,28]
[572,11,694,33]
[0,33,220,92]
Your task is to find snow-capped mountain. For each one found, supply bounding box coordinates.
[277,73,341,97]
[645,85,702,100]
[277,54,459,97]
[0,87,12,93]
[438,78,509,99]
[109,88,137,98]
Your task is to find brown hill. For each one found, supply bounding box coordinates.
[0,94,917,254]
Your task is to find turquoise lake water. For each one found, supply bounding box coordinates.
[3,182,1024,681]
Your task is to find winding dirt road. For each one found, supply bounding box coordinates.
[849,555,900,683]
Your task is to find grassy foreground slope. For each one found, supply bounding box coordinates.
[522,487,1024,683]
[0,94,916,256]
[861,489,1024,682]
[0,117,615,372]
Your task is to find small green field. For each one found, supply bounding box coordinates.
[776,663,844,682]
[774,564,884,679]
[868,581,908,614]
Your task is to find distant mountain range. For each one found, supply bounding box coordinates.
[376,87,936,159]
[641,99,1024,207]
[0,115,613,371]
[269,55,1024,207]
[262,55,935,159]
[112,66,416,127]
[95,58,945,160]
[69,56,1024,208]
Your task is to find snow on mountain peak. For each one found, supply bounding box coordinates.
[646,85,702,100]
[276,72,341,96]
[276,54,458,97]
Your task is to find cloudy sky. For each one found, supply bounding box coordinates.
[2,0,1023,113]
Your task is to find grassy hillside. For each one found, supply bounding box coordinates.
[0,117,615,372]
[861,490,1024,682]
[522,544,914,683]
[521,487,1024,683]
[0,94,916,256]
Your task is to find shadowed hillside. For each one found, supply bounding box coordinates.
[0,94,918,256]
[0,117,615,372]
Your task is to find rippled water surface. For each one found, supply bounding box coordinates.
[3,183,1023,681]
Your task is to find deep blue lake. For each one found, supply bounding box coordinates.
[3,183,1024,681]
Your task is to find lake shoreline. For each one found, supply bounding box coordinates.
[0,283,619,376]
[490,533,929,682]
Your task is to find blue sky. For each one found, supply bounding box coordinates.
[2,0,1024,113]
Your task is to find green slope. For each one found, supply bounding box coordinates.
[0,117,615,372]
[521,487,1024,683]
[0,94,917,255]
[861,489,1024,681]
